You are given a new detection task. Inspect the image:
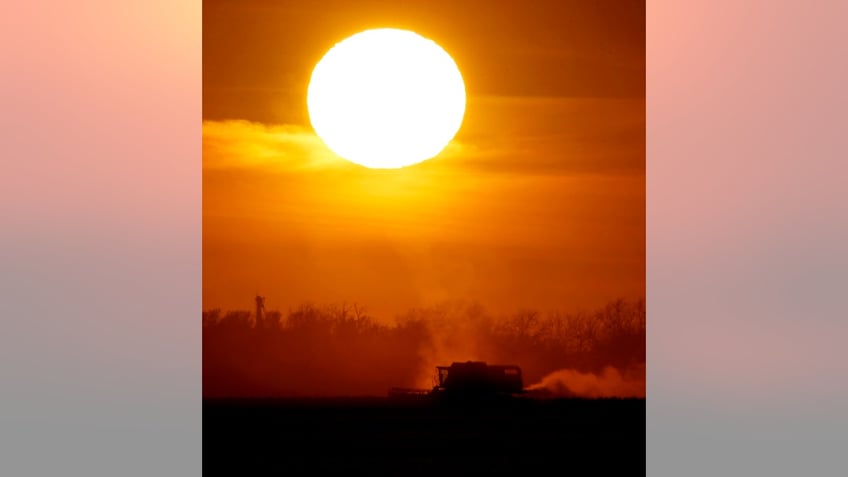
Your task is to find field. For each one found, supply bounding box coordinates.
[204,396,645,474]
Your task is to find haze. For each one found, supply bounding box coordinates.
[203,0,645,320]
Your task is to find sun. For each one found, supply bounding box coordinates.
[307,28,466,169]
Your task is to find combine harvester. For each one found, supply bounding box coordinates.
[389,361,532,403]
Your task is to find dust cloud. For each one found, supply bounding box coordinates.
[526,364,645,398]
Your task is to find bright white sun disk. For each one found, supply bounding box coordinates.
[307,28,466,169]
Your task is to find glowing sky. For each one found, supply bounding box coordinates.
[202,0,645,319]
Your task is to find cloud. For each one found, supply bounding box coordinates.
[202,119,345,172]
[202,119,479,174]
[201,99,645,178]
[445,96,645,176]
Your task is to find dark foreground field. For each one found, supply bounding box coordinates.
[204,396,645,474]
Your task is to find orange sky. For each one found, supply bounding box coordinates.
[203,0,645,319]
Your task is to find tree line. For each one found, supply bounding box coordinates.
[203,297,645,397]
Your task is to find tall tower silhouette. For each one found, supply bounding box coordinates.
[255,294,266,329]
